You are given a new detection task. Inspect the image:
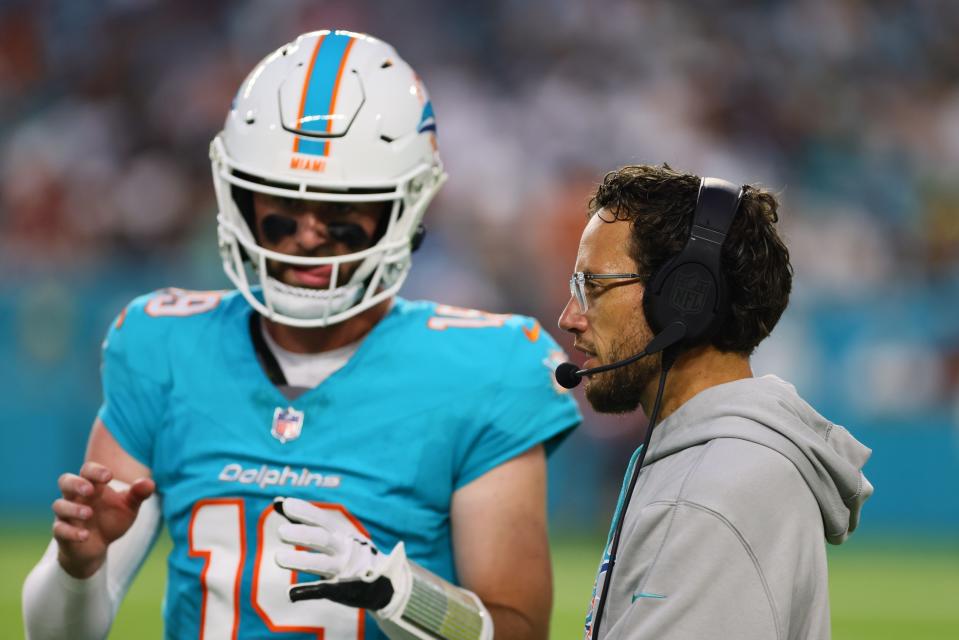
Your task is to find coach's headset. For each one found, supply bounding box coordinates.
[644,177,743,347]
[556,176,744,639]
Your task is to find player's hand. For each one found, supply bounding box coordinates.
[52,461,155,579]
[272,497,408,613]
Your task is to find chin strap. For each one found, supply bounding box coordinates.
[274,497,493,640]
[263,276,364,321]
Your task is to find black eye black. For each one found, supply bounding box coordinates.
[261,213,298,243]
[327,223,371,248]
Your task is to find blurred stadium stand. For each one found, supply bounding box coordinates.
[1,0,957,538]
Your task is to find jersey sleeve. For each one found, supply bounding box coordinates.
[96,294,174,469]
[453,317,582,489]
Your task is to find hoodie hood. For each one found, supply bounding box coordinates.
[646,375,873,544]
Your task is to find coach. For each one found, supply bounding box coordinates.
[556,164,873,639]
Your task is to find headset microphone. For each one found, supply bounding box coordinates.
[554,321,687,389]
[553,362,584,390]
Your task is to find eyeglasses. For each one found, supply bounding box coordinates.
[569,271,644,312]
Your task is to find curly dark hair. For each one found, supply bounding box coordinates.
[589,164,793,355]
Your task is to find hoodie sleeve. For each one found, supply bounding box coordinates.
[606,501,780,640]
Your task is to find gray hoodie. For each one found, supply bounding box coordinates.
[585,375,873,640]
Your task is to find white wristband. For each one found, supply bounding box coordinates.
[23,552,114,640]
[373,545,493,640]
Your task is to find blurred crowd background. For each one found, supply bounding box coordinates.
[1,0,958,539]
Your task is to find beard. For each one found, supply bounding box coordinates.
[584,329,660,414]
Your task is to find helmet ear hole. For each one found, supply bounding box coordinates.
[411,224,427,252]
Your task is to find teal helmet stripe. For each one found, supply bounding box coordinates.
[295,32,355,157]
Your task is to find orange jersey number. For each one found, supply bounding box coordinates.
[189,499,367,639]
[145,288,223,318]
[427,304,511,330]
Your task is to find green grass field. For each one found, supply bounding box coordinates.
[3,528,957,638]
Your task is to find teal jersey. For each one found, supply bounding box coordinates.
[98,288,581,640]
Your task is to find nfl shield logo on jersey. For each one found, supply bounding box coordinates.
[271,407,305,444]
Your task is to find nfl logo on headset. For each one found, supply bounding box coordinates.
[670,271,708,315]
[271,407,305,444]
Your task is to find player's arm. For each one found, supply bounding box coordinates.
[22,419,162,640]
[450,444,551,639]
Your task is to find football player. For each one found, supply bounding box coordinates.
[23,31,580,640]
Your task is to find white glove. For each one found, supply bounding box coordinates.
[272,497,411,616]
[274,497,493,640]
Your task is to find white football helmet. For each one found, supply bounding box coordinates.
[211,30,446,327]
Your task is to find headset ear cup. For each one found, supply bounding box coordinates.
[643,177,743,353]
[643,254,681,335]
[647,261,720,346]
